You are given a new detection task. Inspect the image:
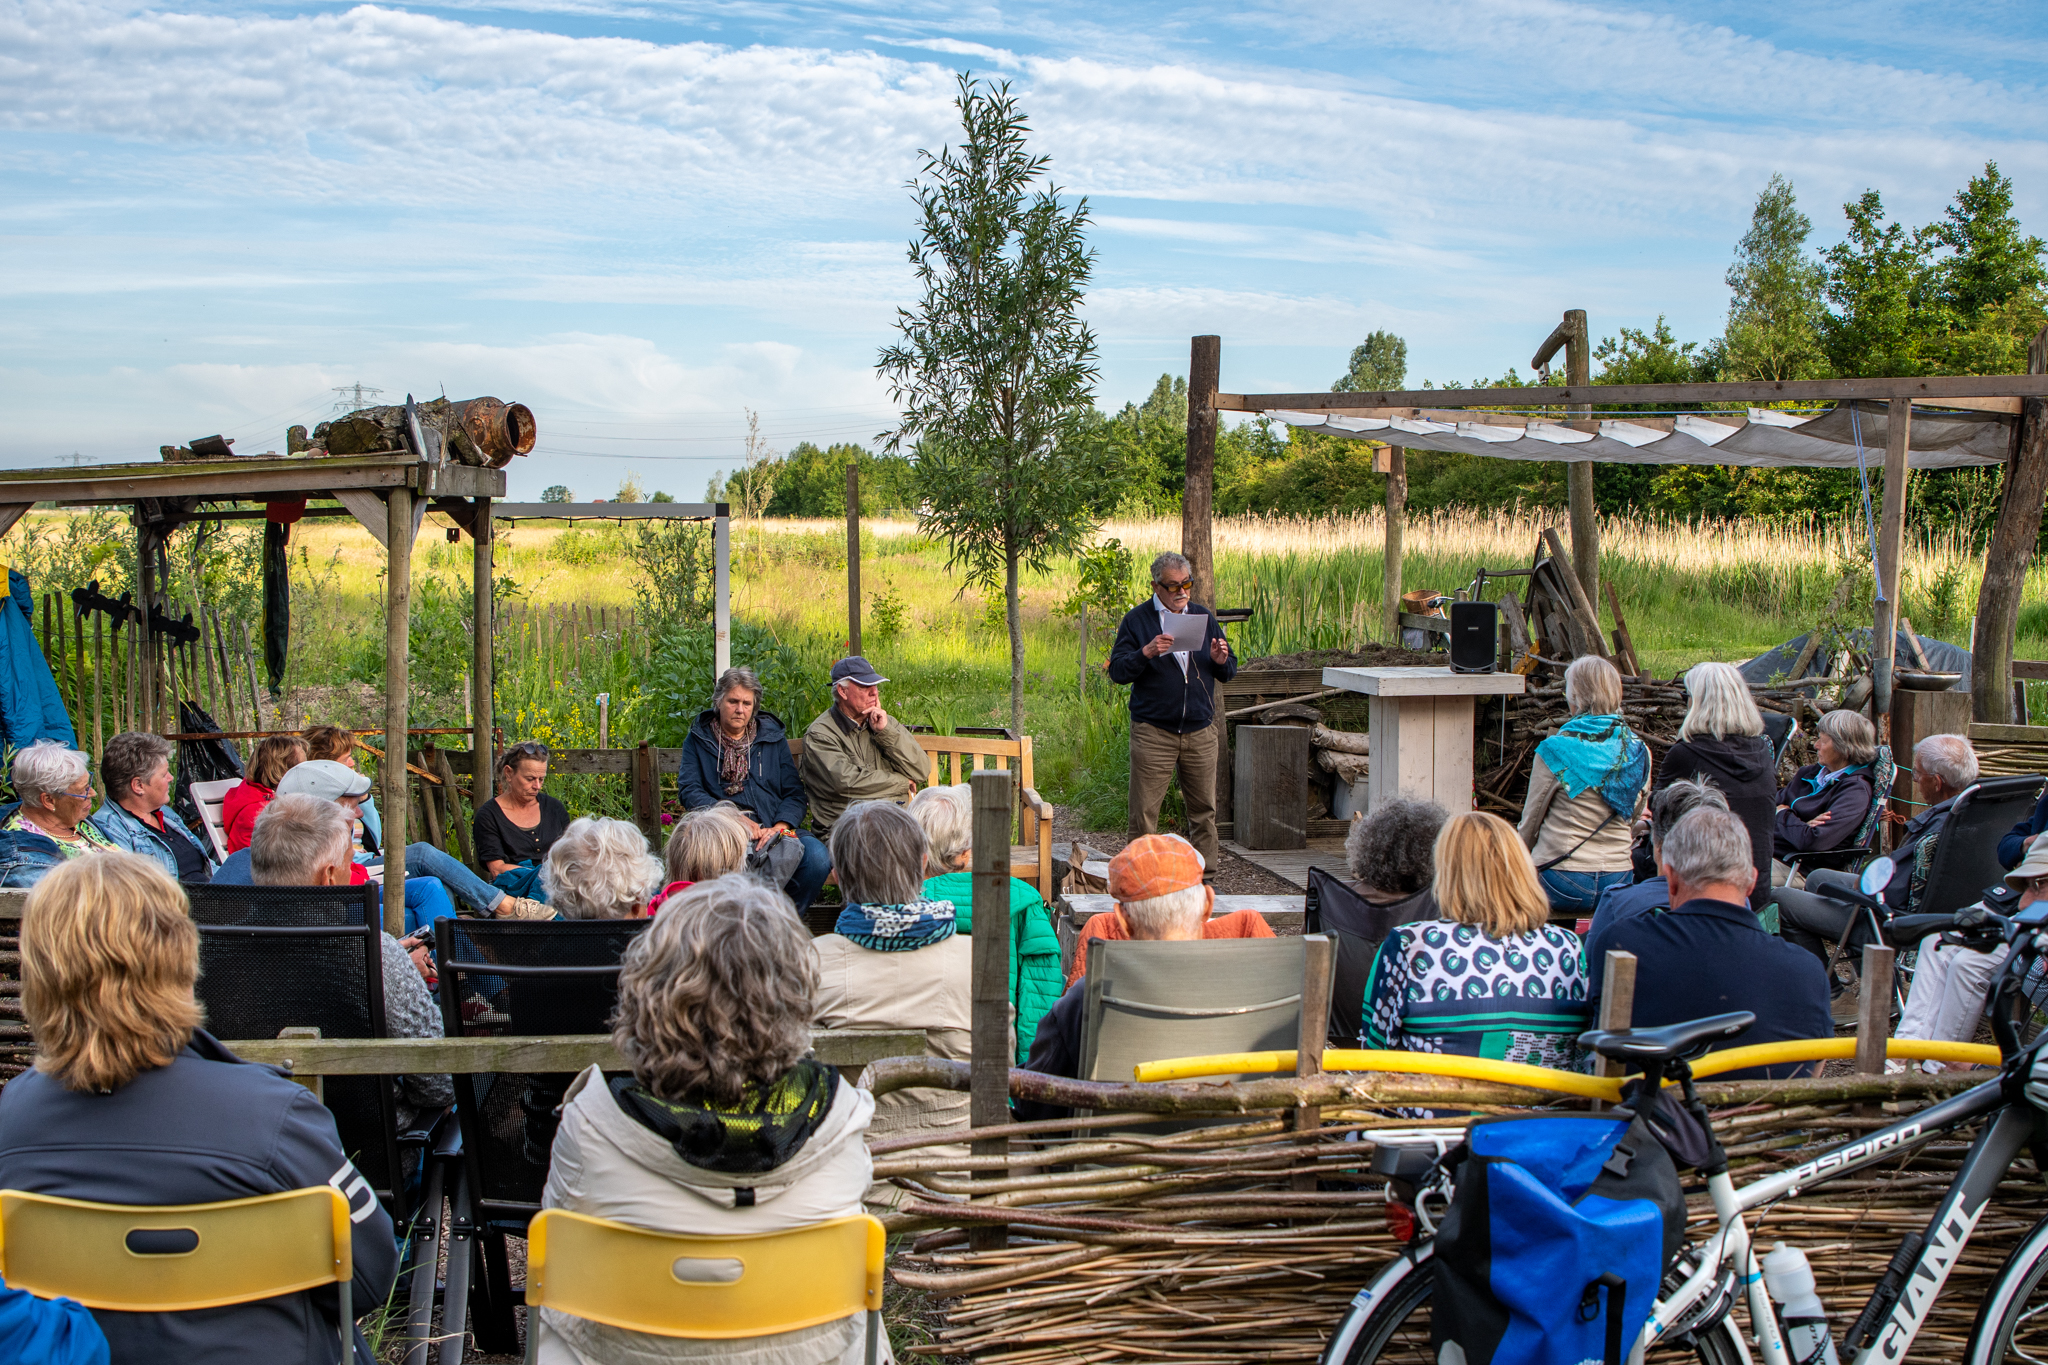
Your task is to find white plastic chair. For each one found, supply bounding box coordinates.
[189,777,241,862]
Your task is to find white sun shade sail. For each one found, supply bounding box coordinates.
[1270,400,2011,470]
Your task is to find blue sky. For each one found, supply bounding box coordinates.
[3,0,2045,499]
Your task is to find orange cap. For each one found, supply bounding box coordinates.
[1109,834,1204,903]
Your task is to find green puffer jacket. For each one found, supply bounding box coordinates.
[923,871,1063,1066]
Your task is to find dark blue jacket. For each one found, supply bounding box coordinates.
[2001,789,2048,870]
[1585,874,1669,947]
[1772,762,1875,858]
[0,802,65,889]
[1,570,75,750]
[0,1030,398,1363]
[1107,600,1237,734]
[676,709,807,829]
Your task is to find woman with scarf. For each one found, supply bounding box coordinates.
[538,873,888,1364]
[1518,655,1650,915]
[1771,707,1878,878]
[677,666,833,912]
[811,800,973,1145]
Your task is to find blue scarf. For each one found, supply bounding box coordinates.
[835,899,958,952]
[1537,714,1649,818]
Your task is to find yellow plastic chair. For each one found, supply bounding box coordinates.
[524,1210,885,1365]
[0,1186,354,1360]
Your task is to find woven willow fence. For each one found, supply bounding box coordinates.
[865,1063,2044,1364]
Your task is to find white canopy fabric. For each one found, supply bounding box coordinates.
[1270,400,2011,470]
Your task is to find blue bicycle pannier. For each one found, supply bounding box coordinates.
[1431,1112,1685,1365]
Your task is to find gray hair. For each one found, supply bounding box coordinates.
[250,794,353,884]
[908,784,972,869]
[1150,551,1192,585]
[1915,733,1979,794]
[13,742,89,811]
[1660,806,1755,888]
[614,873,813,1105]
[1649,777,1729,854]
[1344,797,1446,896]
[663,804,750,885]
[543,816,662,920]
[712,666,762,708]
[1563,655,1623,717]
[101,732,173,804]
[1122,882,1209,937]
[1678,661,1764,741]
[830,801,928,905]
[1817,709,1878,767]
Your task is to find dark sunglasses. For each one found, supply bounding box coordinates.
[1155,578,1192,592]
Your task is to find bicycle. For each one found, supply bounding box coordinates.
[1320,862,2048,1364]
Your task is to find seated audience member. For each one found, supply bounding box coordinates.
[0,742,112,887]
[812,801,972,1139]
[2001,784,2048,871]
[1586,779,1730,944]
[677,666,832,912]
[473,741,570,903]
[251,794,452,1127]
[539,875,881,1364]
[544,817,663,920]
[1772,708,1878,879]
[222,734,305,853]
[912,784,1061,1066]
[1343,796,1446,921]
[1774,733,1978,964]
[1363,811,1589,1067]
[1067,834,1273,985]
[0,851,397,1361]
[90,731,215,884]
[1658,662,1776,910]
[0,1279,105,1365]
[1586,806,1831,1080]
[798,656,928,838]
[1518,655,1649,914]
[302,724,390,852]
[649,804,752,914]
[1891,839,2048,1071]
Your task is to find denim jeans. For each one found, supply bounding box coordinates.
[1539,866,1633,916]
[399,877,457,937]
[364,842,505,917]
[786,831,831,912]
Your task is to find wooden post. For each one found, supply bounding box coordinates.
[969,768,1013,1251]
[1184,336,1221,609]
[1077,607,1088,698]
[91,613,103,756]
[631,743,660,846]
[846,465,861,656]
[382,487,412,938]
[1382,445,1406,640]
[1562,310,1599,611]
[713,507,730,679]
[473,496,495,805]
[237,620,261,729]
[1591,949,1637,1109]
[1855,943,1897,1114]
[136,525,156,734]
[1970,327,2048,723]
[1291,934,1334,1190]
[1873,398,1912,741]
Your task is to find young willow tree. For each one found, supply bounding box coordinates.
[878,74,1111,731]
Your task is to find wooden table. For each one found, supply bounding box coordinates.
[1323,666,1525,814]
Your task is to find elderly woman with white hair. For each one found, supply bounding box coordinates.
[542,816,663,920]
[911,784,1062,1065]
[1517,655,1650,914]
[1656,660,1776,911]
[538,874,888,1365]
[1772,708,1879,876]
[0,740,113,885]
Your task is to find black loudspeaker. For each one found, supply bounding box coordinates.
[1448,601,1498,674]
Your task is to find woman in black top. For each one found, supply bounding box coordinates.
[1655,662,1777,912]
[475,741,571,903]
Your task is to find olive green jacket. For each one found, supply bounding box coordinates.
[798,705,929,835]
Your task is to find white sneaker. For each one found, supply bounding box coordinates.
[1884,1059,1908,1075]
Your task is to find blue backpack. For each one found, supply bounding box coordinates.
[1431,1112,1686,1365]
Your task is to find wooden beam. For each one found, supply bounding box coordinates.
[1184,336,1221,609]
[490,501,723,520]
[1971,328,2048,724]
[1,454,503,507]
[473,495,495,805]
[383,486,411,937]
[2014,661,2048,683]
[1559,309,1600,609]
[969,768,1014,1250]
[223,1029,922,1075]
[1873,399,1912,739]
[1591,949,1637,1109]
[847,463,862,655]
[1382,447,1405,639]
[1214,373,2048,412]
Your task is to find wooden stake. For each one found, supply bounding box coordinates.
[1603,580,1640,676]
[1873,398,1912,739]
[383,486,412,938]
[237,619,262,732]
[1590,948,1637,1110]
[91,613,104,756]
[1382,446,1406,640]
[197,598,218,718]
[1291,935,1334,1190]
[1561,309,1599,608]
[1183,336,1221,609]
[847,463,862,655]
[1855,943,1897,1116]
[969,768,1014,1251]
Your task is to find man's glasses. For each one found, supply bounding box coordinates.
[1155,579,1192,593]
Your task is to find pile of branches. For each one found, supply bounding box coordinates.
[869,1063,2010,1364]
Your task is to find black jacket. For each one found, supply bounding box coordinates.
[1107,599,1237,735]
[1657,735,1776,911]
[676,709,808,830]
[0,1030,398,1364]
[1773,762,1875,858]
[2001,789,2048,870]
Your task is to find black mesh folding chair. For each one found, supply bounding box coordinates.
[1305,867,1436,1047]
[433,916,654,1357]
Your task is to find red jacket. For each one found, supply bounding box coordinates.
[221,781,274,854]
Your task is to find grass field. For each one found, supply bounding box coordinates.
[9,506,2045,830]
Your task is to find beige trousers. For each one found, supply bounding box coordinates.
[1129,720,1221,870]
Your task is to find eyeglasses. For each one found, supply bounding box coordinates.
[58,785,93,801]
[1155,578,1192,593]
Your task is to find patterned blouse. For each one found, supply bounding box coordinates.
[1360,921,1590,1070]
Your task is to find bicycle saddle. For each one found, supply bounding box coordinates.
[1578,1011,1755,1065]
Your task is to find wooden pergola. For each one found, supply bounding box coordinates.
[1178,328,2048,729]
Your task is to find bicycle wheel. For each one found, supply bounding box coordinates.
[1321,1249,1747,1365]
[1967,1213,2048,1363]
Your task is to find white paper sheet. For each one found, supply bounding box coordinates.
[1163,610,1208,654]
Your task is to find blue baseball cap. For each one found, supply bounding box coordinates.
[830,656,888,686]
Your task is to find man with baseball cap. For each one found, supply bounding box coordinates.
[1016,834,1273,1116]
[1891,835,2048,1071]
[798,655,929,837]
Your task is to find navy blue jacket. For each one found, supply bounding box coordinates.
[0,1030,398,1363]
[1107,600,1237,734]
[1773,762,1876,859]
[1585,874,1669,947]
[1585,896,1831,1080]
[0,802,66,889]
[676,709,808,829]
[2001,789,2048,870]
